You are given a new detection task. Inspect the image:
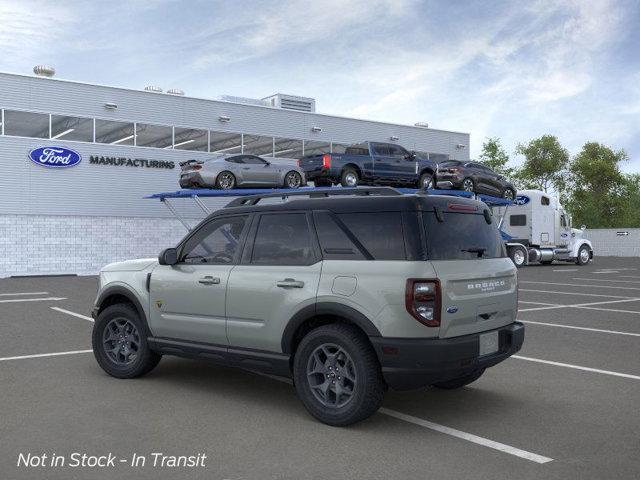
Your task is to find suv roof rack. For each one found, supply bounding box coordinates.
[225,187,402,207]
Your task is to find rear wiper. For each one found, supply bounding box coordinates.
[461,247,487,258]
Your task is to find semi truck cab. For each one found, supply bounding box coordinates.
[494,189,593,266]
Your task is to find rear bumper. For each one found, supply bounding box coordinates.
[370,322,525,390]
[179,172,209,188]
[304,167,336,181]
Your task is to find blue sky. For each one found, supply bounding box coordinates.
[1,0,639,169]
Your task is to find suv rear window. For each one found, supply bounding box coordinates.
[423,212,505,260]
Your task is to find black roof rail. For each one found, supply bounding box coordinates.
[225,187,402,207]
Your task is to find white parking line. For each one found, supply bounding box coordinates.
[552,269,578,272]
[573,277,640,284]
[518,301,559,306]
[0,350,92,362]
[379,408,553,464]
[573,305,640,315]
[518,297,640,312]
[0,291,49,296]
[519,320,640,337]
[513,355,640,381]
[618,275,640,279]
[521,281,640,291]
[0,297,67,304]
[519,288,637,299]
[51,307,94,322]
[250,371,552,464]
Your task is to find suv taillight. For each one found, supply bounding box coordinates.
[297,159,301,167]
[405,279,441,327]
[322,154,331,169]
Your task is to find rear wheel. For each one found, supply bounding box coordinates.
[340,168,359,188]
[508,245,527,268]
[215,171,236,190]
[462,178,475,192]
[576,245,591,265]
[293,324,385,426]
[502,188,516,200]
[432,369,485,389]
[284,171,303,189]
[92,303,161,379]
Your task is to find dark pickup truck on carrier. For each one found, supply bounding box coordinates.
[298,142,438,189]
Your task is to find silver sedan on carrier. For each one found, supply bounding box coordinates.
[179,154,306,190]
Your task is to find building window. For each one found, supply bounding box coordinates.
[95,119,135,145]
[303,140,331,156]
[210,131,242,154]
[50,114,94,142]
[331,143,349,154]
[135,123,173,148]
[243,134,274,156]
[273,137,303,158]
[173,127,208,151]
[3,110,49,139]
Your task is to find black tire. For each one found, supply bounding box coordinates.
[340,168,359,188]
[508,245,527,268]
[502,188,516,200]
[419,172,434,190]
[432,369,485,390]
[576,245,591,265]
[215,171,236,190]
[461,177,475,192]
[293,324,385,427]
[313,178,332,187]
[92,303,161,379]
[284,171,303,189]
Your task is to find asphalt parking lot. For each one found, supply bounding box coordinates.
[2,257,640,480]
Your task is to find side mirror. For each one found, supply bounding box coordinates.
[159,247,178,265]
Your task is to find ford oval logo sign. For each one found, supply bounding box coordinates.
[28,146,82,168]
[514,195,530,206]
[446,306,459,314]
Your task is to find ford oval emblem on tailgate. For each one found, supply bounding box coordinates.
[447,306,459,314]
[28,146,82,168]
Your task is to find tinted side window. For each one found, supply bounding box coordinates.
[510,214,527,226]
[541,196,550,205]
[313,212,366,260]
[337,212,406,260]
[372,144,390,156]
[181,216,248,264]
[387,145,406,157]
[251,213,315,265]
[244,155,267,165]
[226,156,244,164]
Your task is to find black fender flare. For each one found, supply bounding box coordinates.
[94,285,152,337]
[281,302,381,354]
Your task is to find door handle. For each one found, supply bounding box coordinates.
[276,278,305,288]
[242,167,250,170]
[199,276,221,285]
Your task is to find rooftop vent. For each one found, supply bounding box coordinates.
[167,88,185,96]
[144,85,163,93]
[262,93,316,113]
[33,65,55,78]
[217,95,270,107]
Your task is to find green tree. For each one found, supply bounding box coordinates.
[566,142,628,228]
[479,137,514,178]
[515,135,569,193]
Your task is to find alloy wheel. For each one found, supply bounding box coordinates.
[286,172,301,188]
[462,179,474,192]
[580,247,590,263]
[503,189,515,200]
[102,318,141,365]
[306,343,357,408]
[218,172,235,189]
[344,173,358,187]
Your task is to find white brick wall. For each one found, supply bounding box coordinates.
[0,214,189,277]
[583,228,640,257]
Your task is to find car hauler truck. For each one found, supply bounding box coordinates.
[493,189,593,267]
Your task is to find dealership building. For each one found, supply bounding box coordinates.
[0,68,470,277]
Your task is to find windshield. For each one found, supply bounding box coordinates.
[423,212,506,260]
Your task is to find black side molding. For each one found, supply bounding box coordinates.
[148,337,292,378]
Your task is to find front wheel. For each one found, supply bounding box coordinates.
[432,369,485,390]
[419,172,434,190]
[576,245,591,265]
[508,245,527,268]
[284,171,303,189]
[293,324,385,426]
[92,303,161,379]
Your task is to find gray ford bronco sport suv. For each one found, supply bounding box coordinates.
[92,188,524,426]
